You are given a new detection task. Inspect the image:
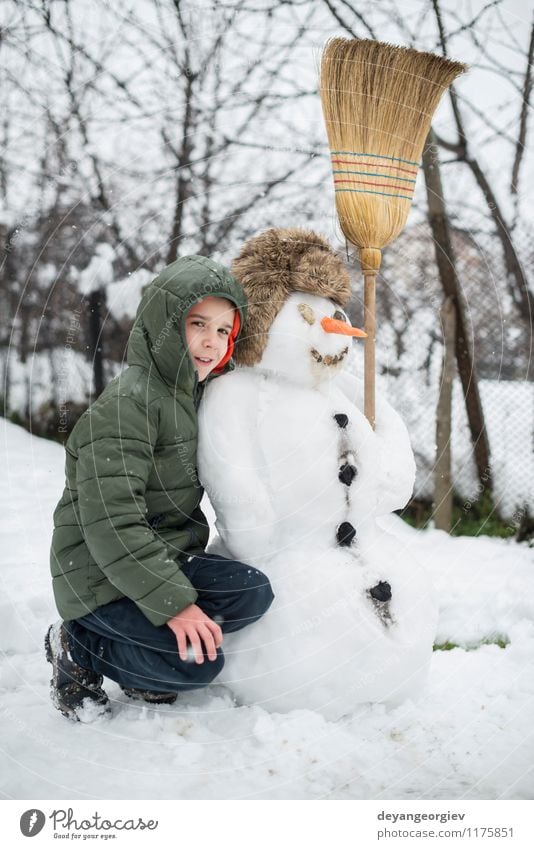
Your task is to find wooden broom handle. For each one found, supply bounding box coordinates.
[363,270,376,428]
[360,248,381,430]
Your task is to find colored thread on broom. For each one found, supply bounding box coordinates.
[332,169,416,184]
[331,150,421,167]
[334,178,415,193]
[335,187,413,200]
[332,159,418,176]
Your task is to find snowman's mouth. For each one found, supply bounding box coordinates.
[310,346,349,366]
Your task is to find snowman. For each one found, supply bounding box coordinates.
[198,228,437,720]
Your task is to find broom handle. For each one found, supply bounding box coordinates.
[363,271,376,428]
[360,248,381,430]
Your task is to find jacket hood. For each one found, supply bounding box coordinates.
[127,255,247,393]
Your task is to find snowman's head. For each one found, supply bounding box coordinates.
[257,292,366,386]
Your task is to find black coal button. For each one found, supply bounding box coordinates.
[336,521,356,546]
[334,413,348,429]
[369,581,392,602]
[338,462,358,486]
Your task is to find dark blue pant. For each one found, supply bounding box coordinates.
[66,554,273,694]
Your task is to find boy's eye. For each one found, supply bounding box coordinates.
[218,328,229,335]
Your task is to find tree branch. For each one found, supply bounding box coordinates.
[510,14,534,194]
[432,0,532,324]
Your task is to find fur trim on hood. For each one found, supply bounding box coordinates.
[231,227,352,366]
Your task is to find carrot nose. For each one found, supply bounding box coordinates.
[321,316,367,337]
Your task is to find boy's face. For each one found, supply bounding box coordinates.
[185,296,235,381]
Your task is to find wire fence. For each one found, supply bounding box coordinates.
[356,220,534,523]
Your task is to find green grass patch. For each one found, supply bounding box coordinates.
[433,635,509,652]
[450,492,516,539]
[399,491,517,539]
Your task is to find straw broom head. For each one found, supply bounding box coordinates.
[320,38,466,270]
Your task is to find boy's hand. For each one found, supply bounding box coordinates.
[166,604,223,664]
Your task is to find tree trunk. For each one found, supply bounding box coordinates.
[422,129,493,494]
[1,349,9,415]
[88,288,106,399]
[434,296,456,531]
[166,70,196,265]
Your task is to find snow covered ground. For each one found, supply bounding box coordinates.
[0,418,533,800]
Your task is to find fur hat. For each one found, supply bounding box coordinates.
[231,227,352,366]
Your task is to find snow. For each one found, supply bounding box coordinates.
[1,411,533,797]
[353,345,534,521]
[75,244,116,296]
[106,268,153,321]
[414,377,534,520]
[3,348,94,413]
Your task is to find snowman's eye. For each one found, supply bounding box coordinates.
[298,303,315,325]
[333,310,347,322]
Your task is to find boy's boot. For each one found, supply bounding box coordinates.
[120,685,177,705]
[45,621,110,721]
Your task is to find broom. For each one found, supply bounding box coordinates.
[319,38,466,427]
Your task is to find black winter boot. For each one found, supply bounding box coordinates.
[120,686,177,705]
[45,621,110,721]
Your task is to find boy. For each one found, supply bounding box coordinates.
[46,255,274,721]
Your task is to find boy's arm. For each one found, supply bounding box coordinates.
[75,396,198,627]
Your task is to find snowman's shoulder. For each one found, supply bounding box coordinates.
[337,369,405,424]
[202,368,260,413]
[334,369,365,410]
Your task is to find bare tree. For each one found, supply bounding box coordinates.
[423,130,492,493]
[0,0,323,429]
[434,295,456,531]
[431,0,534,328]
[14,0,321,268]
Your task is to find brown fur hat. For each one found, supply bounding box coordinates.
[231,227,352,366]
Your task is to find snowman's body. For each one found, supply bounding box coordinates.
[198,293,437,720]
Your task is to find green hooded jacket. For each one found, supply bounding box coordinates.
[50,255,247,627]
